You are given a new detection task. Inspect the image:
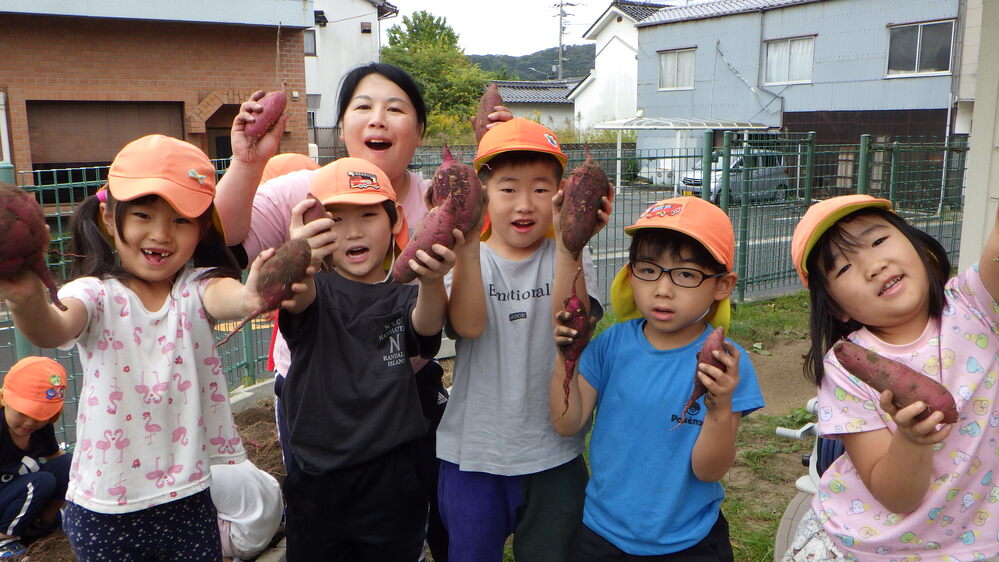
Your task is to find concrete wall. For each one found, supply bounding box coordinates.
[573,11,641,130]
[0,0,312,27]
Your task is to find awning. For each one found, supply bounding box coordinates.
[594,116,770,130]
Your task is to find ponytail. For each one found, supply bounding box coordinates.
[69,194,127,281]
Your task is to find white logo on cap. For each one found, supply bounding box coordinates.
[188,169,207,185]
[544,133,558,148]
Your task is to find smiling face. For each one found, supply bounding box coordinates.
[820,214,931,343]
[326,202,401,283]
[483,159,560,260]
[339,73,422,189]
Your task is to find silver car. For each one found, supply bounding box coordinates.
[680,150,792,203]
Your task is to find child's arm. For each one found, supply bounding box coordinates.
[0,269,88,349]
[839,392,952,514]
[214,92,290,245]
[203,247,316,321]
[979,203,999,301]
[690,340,742,482]
[549,315,598,435]
[447,221,486,339]
[408,234,459,337]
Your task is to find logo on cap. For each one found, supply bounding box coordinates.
[348,171,380,191]
[188,169,208,185]
[640,202,683,219]
[48,375,61,386]
[544,133,559,148]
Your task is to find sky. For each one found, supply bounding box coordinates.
[382,0,610,57]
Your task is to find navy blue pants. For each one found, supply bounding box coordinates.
[64,489,220,561]
[570,513,734,561]
[0,452,71,538]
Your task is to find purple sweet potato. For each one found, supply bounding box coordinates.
[300,194,332,271]
[391,196,458,284]
[472,83,504,143]
[834,340,958,423]
[427,146,485,235]
[672,326,725,430]
[559,268,591,416]
[244,90,287,144]
[0,182,66,310]
[559,146,610,259]
[215,238,311,347]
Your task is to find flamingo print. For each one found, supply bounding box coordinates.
[95,431,111,463]
[79,438,93,460]
[203,356,222,376]
[107,377,123,414]
[149,371,169,404]
[82,480,96,500]
[114,293,129,317]
[209,382,226,414]
[157,335,175,355]
[164,454,184,486]
[172,372,191,404]
[179,312,192,331]
[171,413,189,446]
[188,460,205,482]
[96,329,111,351]
[113,429,131,463]
[145,457,166,488]
[87,386,98,407]
[133,326,142,345]
[142,412,161,445]
[108,474,127,505]
[210,426,232,454]
[134,372,151,403]
[227,429,242,453]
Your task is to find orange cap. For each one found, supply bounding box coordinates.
[107,135,216,219]
[2,356,67,421]
[473,118,567,172]
[261,153,320,184]
[309,157,408,250]
[791,195,892,288]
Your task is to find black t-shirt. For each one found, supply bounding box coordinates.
[279,271,441,474]
[0,410,59,482]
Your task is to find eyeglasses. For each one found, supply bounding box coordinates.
[629,260,725,288]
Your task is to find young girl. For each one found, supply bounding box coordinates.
[784,194,999,560]
[0,134,306,561]
[0,356,71,560]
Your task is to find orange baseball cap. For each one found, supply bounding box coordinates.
[610,197,734,330]
[309,157,408,250]
[2,356,67,421]
[107,135,217,219]
[791,195,892,288]
[261,153,320,184]
[473,118,567,172]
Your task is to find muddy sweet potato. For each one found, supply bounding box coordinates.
[833,340,958,423]
[559,268,591,416]
[672,326,726,430]
[559,146,610,259]
[0,183,66,310]
[215,238,311,347]
[391,197,458,284]
[427,146,485,235]
[472,83,504,143]
[300,194,333,271]
[244,90,287,144]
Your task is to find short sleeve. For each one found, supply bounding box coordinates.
[816,347,888,437]
[55,277,101,351]
[947,265,999,335]
[579,328,610,393]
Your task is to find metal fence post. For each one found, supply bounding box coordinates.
[701,130,713,201]
[240,323,257,388]
[857,134,872,195]
[888,141,899,203]
[720,132,732,212]
[804,133,815,202]
[736,146,751,302]
[0,161,13,184]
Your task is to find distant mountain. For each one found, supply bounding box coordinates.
[467,44,595,81]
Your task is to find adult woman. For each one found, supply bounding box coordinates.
[215,63,510,561]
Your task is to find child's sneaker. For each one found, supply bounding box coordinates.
[0,539,26,560]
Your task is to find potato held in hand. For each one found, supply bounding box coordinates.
[472,83,504,143]
[391,197,458,284]
[244,90,287,144]
[0,182,66,310]
[833,340,958,423]
[672,326,725,430]
[559,147,610,259]
[557,268,591,417]
[427,146,485,235]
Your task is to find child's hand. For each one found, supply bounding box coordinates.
[697,340,740,411]
[473,105,513,132]
[230,91,289,165]
[407,229,459,283]
[289,198,336,270]
[550,187,615,240]
[553,310,598,353]
[879,390,954,446]
[0,268,47,307]
[244,247,316,312]
[452,218,482,261]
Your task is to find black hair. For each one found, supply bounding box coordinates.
[335,63,428,136]
[476,151,564,184]
[803,207,950,385]
[628,228,726,274]
[69,192,240,283]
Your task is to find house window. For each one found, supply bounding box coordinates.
[658,48,695,90]
[304,29,317,56]
[887,20,953,76]
[765,36,814,84]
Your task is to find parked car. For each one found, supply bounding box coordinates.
[680,150,792,203]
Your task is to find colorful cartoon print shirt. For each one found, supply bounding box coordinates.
[58,267,246,514]
[814,264,999,560]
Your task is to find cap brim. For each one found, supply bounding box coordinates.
[474,147,568,172]
[2,391,60,422]
[623,224,731,270]
[610,263,731,331]
[109,176,214,218]
[798,199,892,279]
[318,192,394,207]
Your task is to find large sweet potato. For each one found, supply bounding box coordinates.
[391,197,458,284]
[472,83,504,143]
[833,340,958,423]
[0,183,66,310]
[559,268,591,416]
[427,146,485,235]
[244,90,287,144]
[672,327,725,430]
[215,238,311,347]
[559,147,610,259]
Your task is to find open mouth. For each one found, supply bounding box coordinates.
[511,219,535,232]
[878,275,903,296]
[346,246,370,261]
[141,249,172,264]
[364,138,392,151]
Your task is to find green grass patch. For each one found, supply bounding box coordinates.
[729,291,811,347]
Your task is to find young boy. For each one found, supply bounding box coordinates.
[551,196,765,559]
[277,157,455,560]
[438,118,609,562]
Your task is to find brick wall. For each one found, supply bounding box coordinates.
[0,13,308,176]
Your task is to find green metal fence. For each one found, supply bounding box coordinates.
[1,133,968,444]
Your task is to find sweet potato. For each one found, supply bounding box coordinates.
[215,238,311,347]
[391,196,458,284]
[300,194,332,271]
[472,83,504,143]
[0,182,66,310]
[672,326,725,430]
[427,146,485,235]
[244,90,287,144]
[559,268,591,416]
[559,146,610,259]
[833,340,958,423]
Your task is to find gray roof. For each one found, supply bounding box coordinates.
[614,0,670,22]
[638,0,822,27]
[494,79,584,104]
[594,116,770,130]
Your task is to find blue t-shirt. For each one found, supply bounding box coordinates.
[578,320,765,555]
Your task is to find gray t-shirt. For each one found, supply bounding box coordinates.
[438,239,601,475]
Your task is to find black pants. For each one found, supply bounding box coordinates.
[415,360,449,562]
[283,440,428,561]
[571,512,734,561]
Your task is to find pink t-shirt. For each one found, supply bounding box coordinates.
[814,265,999,560]
[244,168,432,376]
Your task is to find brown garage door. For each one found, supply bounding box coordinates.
[27,101,184,167]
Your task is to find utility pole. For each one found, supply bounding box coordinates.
[556,0,576,80]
